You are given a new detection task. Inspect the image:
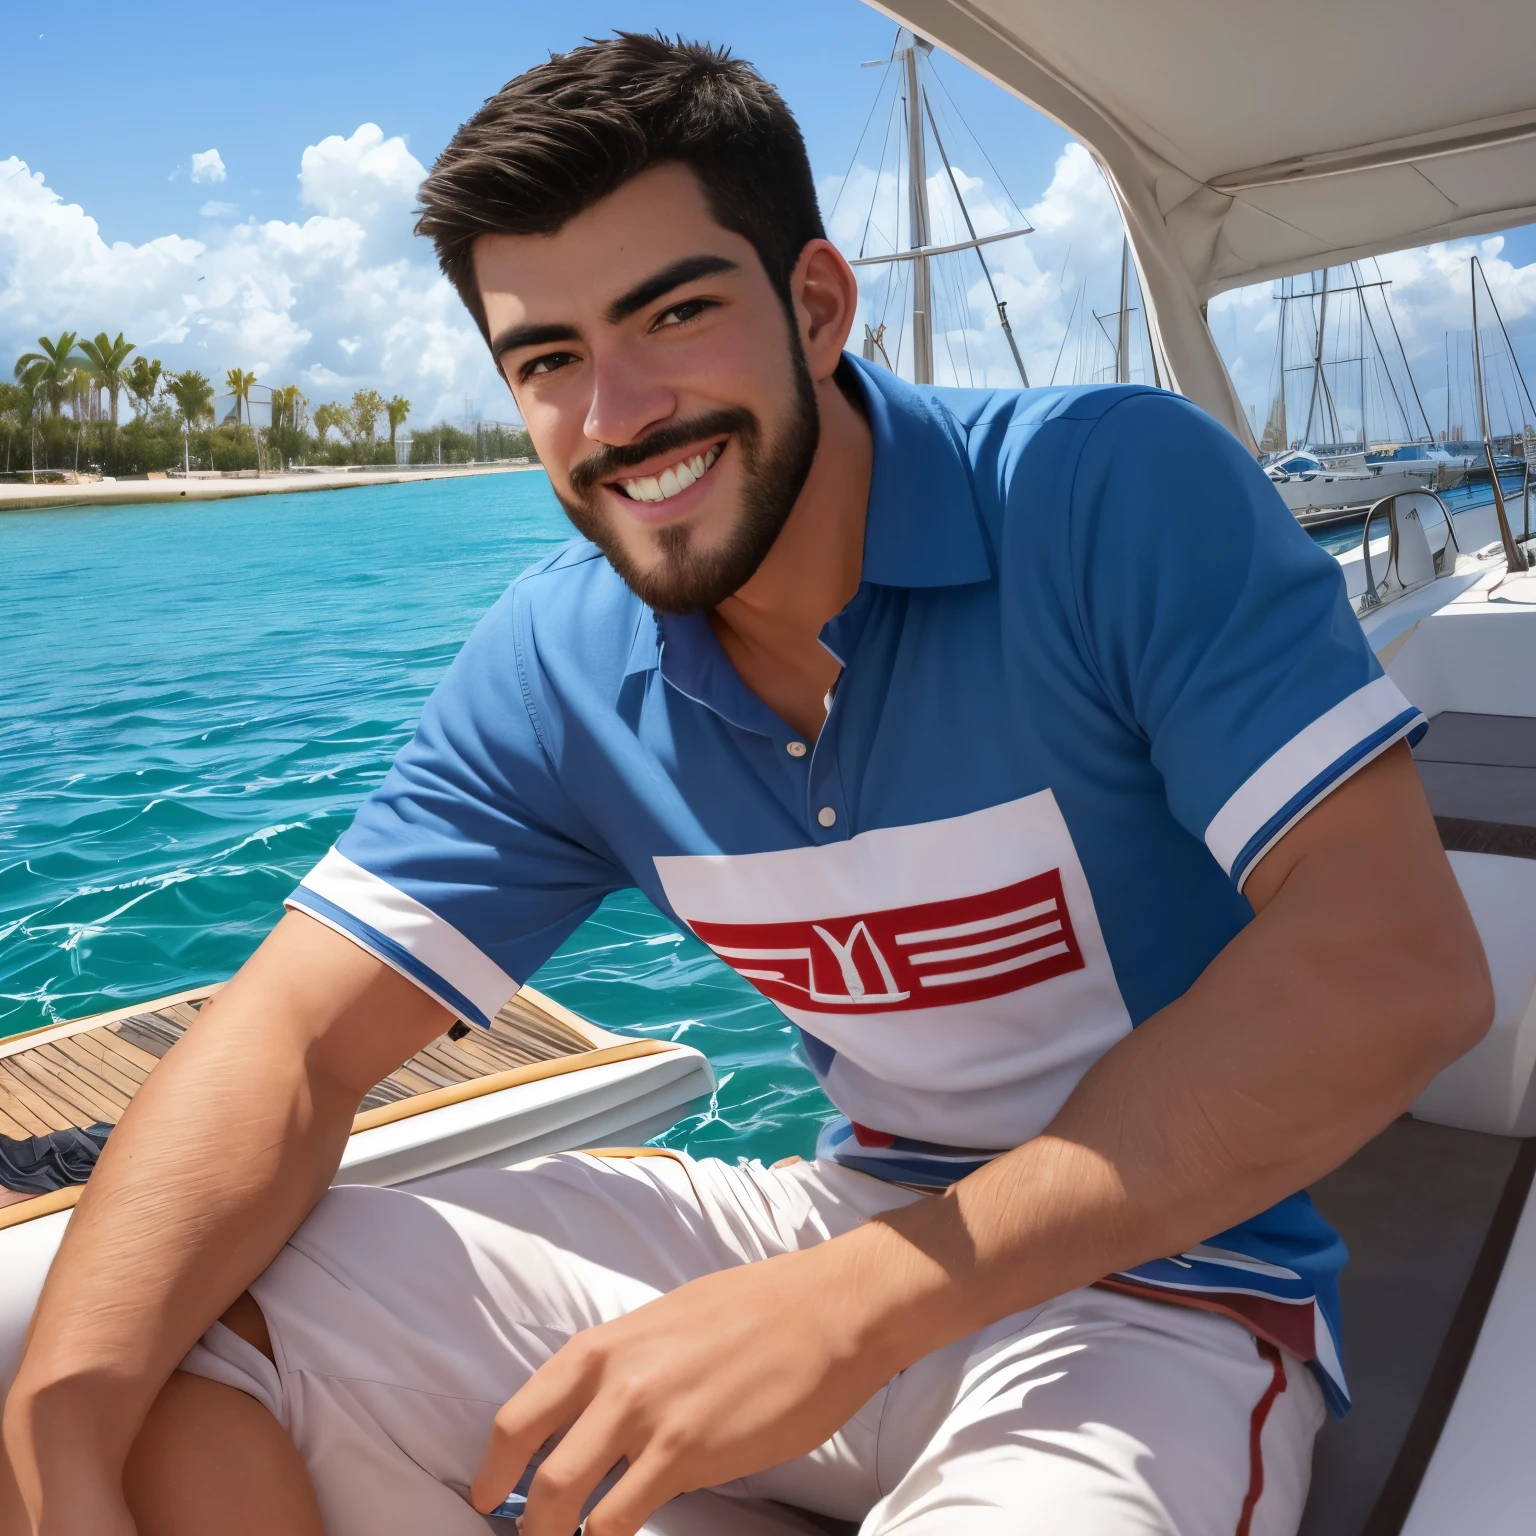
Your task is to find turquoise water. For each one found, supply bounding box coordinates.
[1306,471,1529,555]
[0,475,828,1163]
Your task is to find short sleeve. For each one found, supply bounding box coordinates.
[1069,391,1425,891]
[286,589,623,1026]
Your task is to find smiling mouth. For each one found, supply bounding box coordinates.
[613,442,723,504]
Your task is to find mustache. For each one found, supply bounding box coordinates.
[568,408,757,496]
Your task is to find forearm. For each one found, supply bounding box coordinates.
[3,913,446,1489]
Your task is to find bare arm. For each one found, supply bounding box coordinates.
[478,744,1495,1536]
[2,910,451,1534]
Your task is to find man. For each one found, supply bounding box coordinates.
[3,33,1490,1536]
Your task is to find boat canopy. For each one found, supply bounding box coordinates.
[868,0,1536,446]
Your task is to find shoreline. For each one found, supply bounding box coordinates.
[0,462,543,513]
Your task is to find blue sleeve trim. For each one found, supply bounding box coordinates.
[287,886,492,1029]
[1229,706,1426,889]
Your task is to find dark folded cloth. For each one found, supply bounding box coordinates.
[0,1122,112,1194]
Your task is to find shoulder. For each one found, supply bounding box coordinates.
[446,535,649,706]
[939,383,1218,504]
[939,383,1274,550]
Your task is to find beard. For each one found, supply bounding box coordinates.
[555,340,821,614]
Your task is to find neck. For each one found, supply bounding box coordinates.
[709,371,873,741]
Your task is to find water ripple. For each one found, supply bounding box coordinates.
[0,477,831,1162]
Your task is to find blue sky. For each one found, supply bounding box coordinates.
[1,1,1068,252]
[3,0,1533,434]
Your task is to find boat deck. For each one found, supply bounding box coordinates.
[1415,711,1536,860]
[0,985,605,1212]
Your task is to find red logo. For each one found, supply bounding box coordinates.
[688,868,1085,1014]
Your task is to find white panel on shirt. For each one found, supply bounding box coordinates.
[655,792,1131,1150]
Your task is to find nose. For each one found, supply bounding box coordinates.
[584,343,676,448]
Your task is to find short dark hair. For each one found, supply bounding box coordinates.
[416,34,826,339]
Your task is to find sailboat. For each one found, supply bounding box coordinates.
[1260,266,1472,515]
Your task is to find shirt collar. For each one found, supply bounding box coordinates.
[622,351,995,687]
[841,352,994,590]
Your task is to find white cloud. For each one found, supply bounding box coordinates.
[190,149,227,185]
[198,200,237,219]
[0,126,502,425]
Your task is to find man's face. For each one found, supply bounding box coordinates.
[475,163,819,613]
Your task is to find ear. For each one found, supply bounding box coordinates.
[788,240,859,382]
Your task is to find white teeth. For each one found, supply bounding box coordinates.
[620,443,722,503]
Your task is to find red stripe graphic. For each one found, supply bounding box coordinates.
[688,868,1085,1014]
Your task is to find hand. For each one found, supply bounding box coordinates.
[468,1238,905,1536]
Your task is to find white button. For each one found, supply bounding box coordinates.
[786,740,807,758]
[817,806,837,828]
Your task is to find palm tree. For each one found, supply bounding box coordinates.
[386,394,411,453]
[225,367,257,431]
[167,370,216,472]
[13,333,84,418]
[78,333,137,426]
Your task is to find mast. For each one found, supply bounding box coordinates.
[1304,269,1329,447]
[1116,238,1131,384]
[1471,256,1528,573]
[903,37,934,385]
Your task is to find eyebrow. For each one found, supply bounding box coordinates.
[489,253,740,364]
[489,320,581,362]
[604,254,739,324]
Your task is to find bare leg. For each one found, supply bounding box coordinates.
[124,1294,322,1536]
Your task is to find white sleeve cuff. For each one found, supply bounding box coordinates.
[285,847,519,1027]
[1205,676,1427,891]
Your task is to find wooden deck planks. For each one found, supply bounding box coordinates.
[2,988,602,1172]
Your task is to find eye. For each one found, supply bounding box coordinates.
[652,298,716,330]
[519,351,578,382]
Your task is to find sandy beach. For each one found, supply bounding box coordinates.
[0,462,542,513]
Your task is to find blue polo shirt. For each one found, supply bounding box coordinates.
[290,355,1424,1414]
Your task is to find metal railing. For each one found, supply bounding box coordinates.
[1358,490,1458,613]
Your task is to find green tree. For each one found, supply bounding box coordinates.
[124,356,164,420]
[167,369,215,429]
[13,332,84,418]
[225,367,258,430]
[167,370,216,472]
[312,400,344,443]
[272,384,309,433]
[348,388,385,449]
[78,332,137,425]
[385,393,411,450]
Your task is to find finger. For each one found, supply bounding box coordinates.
[580,1447,688,1536]
[468,1351,595,1514]
[518,1404,628,1536]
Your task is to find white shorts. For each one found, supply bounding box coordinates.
[183,1150,1324,1535]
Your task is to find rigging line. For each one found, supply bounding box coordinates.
[1050,278,1085,386]
[1373,267,1434,441]
[926,58,1031,226]
[829,58,896,232]
[857,89,903,260]
[919,87,1028,387]
[1474,261,1536,425]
